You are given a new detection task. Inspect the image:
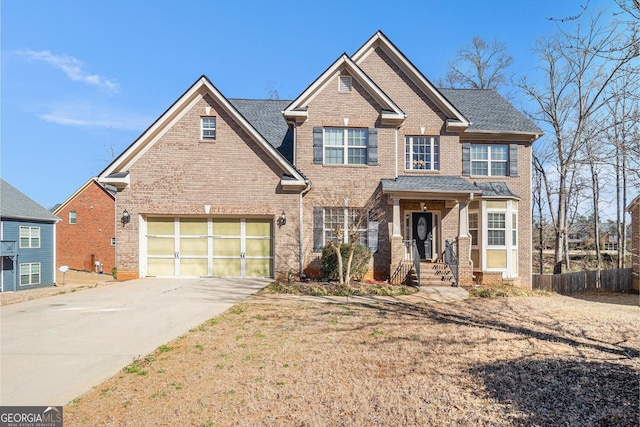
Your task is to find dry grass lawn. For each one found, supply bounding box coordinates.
[62,287,639,426]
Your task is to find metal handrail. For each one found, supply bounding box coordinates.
[445,240,459,287]
[412,240,421,287]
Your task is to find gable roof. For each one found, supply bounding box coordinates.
[352,31,469,131]
[439,89,542,136]
[283,53,405,125]
[99,75,306,189]
[229,99,294,163]
[1,179,60,222]
[52,178,115,216]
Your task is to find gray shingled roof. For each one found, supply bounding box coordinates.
[229,99,294,162]
[438,89,542,134]
[381,176,482,193]
[1,179,60,222]
[474,181,521,199]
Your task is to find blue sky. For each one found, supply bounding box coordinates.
[1,0,613,210]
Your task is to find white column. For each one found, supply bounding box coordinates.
[392,198,401,237]
[458,199,469,238]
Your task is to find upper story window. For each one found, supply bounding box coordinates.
[471,144,508,176]
[405,136,439,171]
[69,211,77,224]
[201,117,216,140]
[19,226,40,248]
[463,143,517,177]
[324,128,368,165]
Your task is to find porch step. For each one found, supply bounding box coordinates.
[417,261,456,287]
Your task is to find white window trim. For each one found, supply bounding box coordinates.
[19,226,41,249]
[323,128,368,165]
[405,136,439,171]
[481,200,518,278]
[471,144,508,177]
[69,211,77,224]
[201,117,216,140]
[20,262,41,286]
[323,207,367,246]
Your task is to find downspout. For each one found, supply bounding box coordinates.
[299,179,313,277]
[395,128,398,178]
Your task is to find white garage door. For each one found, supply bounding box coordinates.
[146,217,273,277]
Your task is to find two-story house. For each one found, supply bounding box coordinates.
[98,31,541,287]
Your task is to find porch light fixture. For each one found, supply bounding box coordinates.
[421,202,428,212]
[277,211,286,227]
[121,209,131,226]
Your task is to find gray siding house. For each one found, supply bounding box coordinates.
[1,179,60,291]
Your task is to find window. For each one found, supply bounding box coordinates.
[471,144,508,176]
[323,207,367,246]
[19,226,40,248]
[20,263,40,286]
[487,213,506,246]
[324,128,368,165]
[339,76,352,92]
[69,211,77,224]
[201,117,216,140]
[405,136,439,170]
[469,212,479,246]
[512,213,517,245]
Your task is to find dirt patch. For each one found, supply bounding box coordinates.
[64,293,639,426]
[0,270,116,306]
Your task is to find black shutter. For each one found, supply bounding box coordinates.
[367,128,378,166]
[509,144,518,177]
[313,127,323,164]
[462,143,471,176]
[313,207,324,252]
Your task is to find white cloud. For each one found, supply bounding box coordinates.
[17,49,119,92]
[38,102,150,131]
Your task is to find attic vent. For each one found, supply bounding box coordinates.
[339,76,352,92]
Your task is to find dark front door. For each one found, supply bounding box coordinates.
[412,212,433,260]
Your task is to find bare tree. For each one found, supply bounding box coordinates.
[519,11,638,271]
[441,36,513,91]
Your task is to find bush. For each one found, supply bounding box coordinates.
[321,244,372,281]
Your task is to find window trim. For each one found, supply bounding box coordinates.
[487,212,506,247]
[20,262,41,286]
[201,116,217,140]
[19,226,41,249]
[470,144,508,177]
[405,136,440,171]
[323,128,368,165]
[69,210,77,224]
[323,207,367,246]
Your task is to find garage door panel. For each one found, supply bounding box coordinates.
[213,238,241,256]
[245,259,271,277]
[180,258,208,276]
[246,219,272,236]
[181,238,208,256]
[246,238,272,257]
[148,218,174,235]
[180,218,207,235]
[214,219,240,235]
[213,258,241,276]
[148,237,175,256]
[148,258,175,276]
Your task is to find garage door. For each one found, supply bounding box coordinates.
[146,217,273,277]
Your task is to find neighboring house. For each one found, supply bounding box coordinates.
[52,178,116,274]
[0,179,60,291]
[98,31,542,287]
[628,195,640,290]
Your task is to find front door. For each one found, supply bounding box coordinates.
[412,212,433,260]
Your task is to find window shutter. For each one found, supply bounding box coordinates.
[313,207,324,252]
[509,144,518,177]
[313,127,323,164]
[462,143,471,176]
[367,128,378,166]
[367,220,378,253]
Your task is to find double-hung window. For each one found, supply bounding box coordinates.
[405,136,439,170]
[201,117,216,140]
[469,212,479,246]
[69,211,77,224]
[324,128,368,165]
[471,144,508,176]
[323,207,367,246]
[20,262,40,286]
[19,226,40,248]
[487,213,506,246]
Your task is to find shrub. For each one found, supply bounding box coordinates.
[321,244,372,281]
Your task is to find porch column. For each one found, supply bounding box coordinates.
[390,197,404,270]
[392,197,401,236]
[457,198,473,285]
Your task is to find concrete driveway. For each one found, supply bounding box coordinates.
[0,277,267,406]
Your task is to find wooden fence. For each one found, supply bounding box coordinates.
[532,268,633,295]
